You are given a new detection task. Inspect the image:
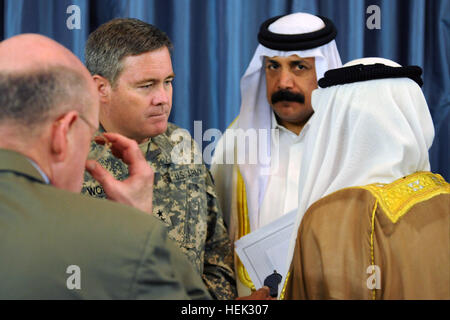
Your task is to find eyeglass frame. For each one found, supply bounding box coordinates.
[78,113,112,162]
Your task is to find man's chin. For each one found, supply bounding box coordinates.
[272,101,305,110]
[145,121,168,138]
[272,108,313,125]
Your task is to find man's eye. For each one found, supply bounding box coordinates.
[267,64,278,70]
[164,79,173,86]
[140,84,153,89]
[296,64,306,70]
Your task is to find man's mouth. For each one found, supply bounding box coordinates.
[147,113,166,119]
[147,106,167,118]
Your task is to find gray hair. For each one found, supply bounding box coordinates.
[85,18,173,87]
[0,66,90,128]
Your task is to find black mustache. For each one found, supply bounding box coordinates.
[271,89,305,105]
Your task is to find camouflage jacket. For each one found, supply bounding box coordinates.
[82,123,237,300]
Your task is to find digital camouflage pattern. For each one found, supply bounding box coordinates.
[82,123,237,300]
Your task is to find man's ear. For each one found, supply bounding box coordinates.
[50,111,79,163]
[93,75,112,104]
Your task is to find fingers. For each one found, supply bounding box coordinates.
[93,135,106,145]
[261,286,271,296]
[235,286,273,300]
[101,132,139,162]
[85,152,154,215]
[86,133,154,215]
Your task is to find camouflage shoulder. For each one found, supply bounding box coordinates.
[165,122,183,136]
[164,122,205,164]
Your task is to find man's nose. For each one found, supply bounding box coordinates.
[152,85,170,105]
[277,69,294,89]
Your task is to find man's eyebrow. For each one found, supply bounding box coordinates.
[134,74,176,84]
[290,59,311,67]
[266,59,280,65]
[133,78,155,85]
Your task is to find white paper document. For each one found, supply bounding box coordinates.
[234,210,297,291]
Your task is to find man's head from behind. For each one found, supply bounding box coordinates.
[85,18,175,143]
[0,34,99,192]
[307,57,433,190]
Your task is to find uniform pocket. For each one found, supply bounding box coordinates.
[182,181,208,250]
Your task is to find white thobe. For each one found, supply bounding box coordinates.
[258,111,305,228]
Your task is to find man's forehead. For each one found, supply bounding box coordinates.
[119,49,174,82]
[264,54,314,62]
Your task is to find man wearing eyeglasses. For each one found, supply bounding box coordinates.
[0,33,211,299]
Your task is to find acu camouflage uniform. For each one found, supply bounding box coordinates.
[82,123,237,300]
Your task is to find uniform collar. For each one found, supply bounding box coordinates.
[147,132,173,164]
[27,158,50,184]
[0,149,48,184]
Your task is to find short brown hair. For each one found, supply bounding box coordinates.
[85,18,173,86]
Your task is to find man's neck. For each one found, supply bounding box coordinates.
[99,122,149,145]
[0,133,52,182]
[280,121,304,136]
[275,115,309,136]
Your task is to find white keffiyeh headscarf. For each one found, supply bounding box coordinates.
[285,57,435,273]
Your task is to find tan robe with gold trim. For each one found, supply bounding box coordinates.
[284,172,450,300]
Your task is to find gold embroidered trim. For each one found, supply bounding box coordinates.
[279,271,290,300]
[358,172,450,224]
[229,116,239,128]
[236,168,256,290]
[370,200,378,300]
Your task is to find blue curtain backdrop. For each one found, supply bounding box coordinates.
[1,0,449,179]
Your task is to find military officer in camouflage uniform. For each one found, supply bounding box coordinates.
[82,18,237,300]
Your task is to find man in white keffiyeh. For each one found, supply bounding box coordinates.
[210,12,342,296]
[283,57,449,300]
